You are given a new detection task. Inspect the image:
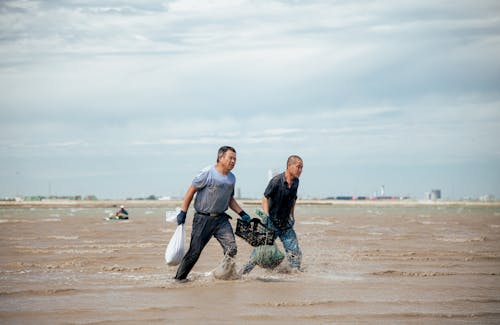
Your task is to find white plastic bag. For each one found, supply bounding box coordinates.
[165,207,181,223]
[165,223,186,266]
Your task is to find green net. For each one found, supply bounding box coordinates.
[250,243,285,269]
[249,209,285,269]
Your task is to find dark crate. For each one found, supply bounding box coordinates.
[235,218,275,247]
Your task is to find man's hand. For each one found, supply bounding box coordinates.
[177,210,187,225]
[238,210,251,223]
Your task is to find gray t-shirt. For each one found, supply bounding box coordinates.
[192,165,235,214]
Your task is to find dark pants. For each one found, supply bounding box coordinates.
[175,213,237,280]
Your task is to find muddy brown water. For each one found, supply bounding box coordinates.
[1,203,499,324]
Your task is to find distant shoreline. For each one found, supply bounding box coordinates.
[1,199,499,208]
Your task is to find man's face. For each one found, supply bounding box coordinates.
[289,160,303,179]
[220,150,237,171]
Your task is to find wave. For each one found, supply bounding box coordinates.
[296,312,500,321]
[371,270,456,277]
[101,265,158,273]
[418,220,448,225]
[299,221,333,226]
[0,219,28,223]
[0,288,79,297]
[251,298,500,308]
[47,235,79,240]
[434,236,487,243]
[372,269,500,276]
[137,306,195,313]
[0,218,60,224]
[252,299,357,307]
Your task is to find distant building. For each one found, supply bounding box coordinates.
[427,189,441,200]
[480,194,495,202]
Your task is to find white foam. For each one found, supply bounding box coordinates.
[315,272,364,282]
[434,236,486,243]
[41,218,61,222]
[47,236,79,240]
[419,220,447,225]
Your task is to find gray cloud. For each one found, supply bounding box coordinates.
[1,0,499,198]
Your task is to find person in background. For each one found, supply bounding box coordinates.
[174,146,251,282]
[242,155,303,274]
[115,205,129,219]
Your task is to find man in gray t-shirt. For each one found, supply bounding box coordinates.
[174,146,251,281]
[192,165,236,214]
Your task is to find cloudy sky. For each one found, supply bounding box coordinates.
[1,0,499,200]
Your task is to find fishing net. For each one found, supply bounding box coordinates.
[250,243,285,269]
[237,210,285,270]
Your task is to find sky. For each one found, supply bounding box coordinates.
[1,0,500,200]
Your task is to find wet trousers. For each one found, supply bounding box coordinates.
[175,213,237,280]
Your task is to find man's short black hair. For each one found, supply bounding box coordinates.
[217,146,236,162]
[287,155,303,167]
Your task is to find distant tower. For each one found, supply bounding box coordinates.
[430,189,441,200]
[380,185,385,197]
[236,187,242,199]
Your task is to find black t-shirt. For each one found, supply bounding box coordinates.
[264,172,299,231]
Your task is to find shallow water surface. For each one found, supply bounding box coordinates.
[1,204,499,324]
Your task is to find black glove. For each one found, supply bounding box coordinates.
[177,210,187,225]
[238,210,251,223]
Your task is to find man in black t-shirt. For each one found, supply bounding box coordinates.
[242,155,303,274]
